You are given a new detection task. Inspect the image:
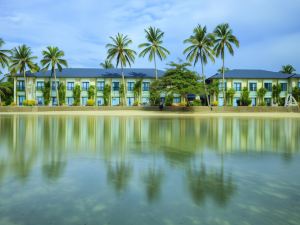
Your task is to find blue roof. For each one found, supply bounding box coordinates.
[208,69,294,79]
[19,68,164,79]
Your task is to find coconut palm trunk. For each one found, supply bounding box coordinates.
[222,57,226,106]
[200,51,210,107]
[53,67,59,106]
[154,54,158,80]
[23,69,27,100]
[121,66,126,106]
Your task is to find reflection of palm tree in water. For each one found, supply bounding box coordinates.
[143,168,164,202]
[42,153,66,181]
[142,147,165,203]
[0,160,6,184]
[186,156,236,206]
[107,161,132,194]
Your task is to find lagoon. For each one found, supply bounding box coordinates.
[0,115,299,225]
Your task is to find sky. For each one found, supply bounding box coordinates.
[1,0,300,77]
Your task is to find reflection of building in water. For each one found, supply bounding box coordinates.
[0,116,299,183]
[1,116,299,155]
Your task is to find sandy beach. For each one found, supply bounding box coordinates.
[0,110,300,118]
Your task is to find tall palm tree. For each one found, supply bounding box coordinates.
[0,38,11,70]
[280,64,296,74]
[41,46,68,106]
[10,45,39,100]
[106,33,136,106]
[214,23,239,106]
[183,25,215,106]
[139,27,170,80]
[100,59,114,69]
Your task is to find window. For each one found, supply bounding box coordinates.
[112,97,120,106]
[233,82,242,91]
[52,97,58,106]
[97,81,105,91]
[112,82,119,91]
[142,82,150,91]
[97,97,104,106]
[82,82,89,91]
[141,97,149,105]
[17,81,25,91]
[67,82,74,90]
[264,97,271,106]
[264,83,272,92]
[280,83,287,92]
[249,82,257,91]
[127,97,135,106]
[218,81,227,91]
[82,97,88,106]
[52,81,59,90]
[36,81,44,91]
[173,97,181,103]
[127,82,134,91]
[298,82,300,88]
[37,97,44,105]
[67,97,74,106]
[18,96,25,105]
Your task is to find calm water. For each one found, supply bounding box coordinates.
[0,115,300,225]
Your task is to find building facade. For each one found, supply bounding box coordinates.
[207,70,300,106]
[14,68,164,106]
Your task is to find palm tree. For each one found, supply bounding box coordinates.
[0,38,11,70]
[41,46,68,106]
[10,45,39,100]
[183,25,215,106]
[100,59,114,69]
[139,27,170,80]
[214,23,239,106]
[106,33,136,106]
[280,64,296,74]
[0,76,12,104]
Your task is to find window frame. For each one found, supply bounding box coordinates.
[280,83,287,92]
[249,82,257,91]
[127,82,134,91]
[264,82,272,92]
[81,82,90,91]
[67,82,75,91]
[233,82,242,91]
[17,80,25,91]
[142,82,150,91]
[97,81,105,91]
[112,82,120,91]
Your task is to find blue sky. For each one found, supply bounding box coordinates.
[1,0,300,76]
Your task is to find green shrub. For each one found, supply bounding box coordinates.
[73,84,81,106]
[165,94,173,106]
[133,100,139,106]
[10,102,16,106]
[88,85,95,99]
[58,82,66,105]
[258,102,266,106]
[191,99,201,106]
[86,99,95,106]
[211,101,218,106]
[240,87,252,106]
[42,81,51,105]
[103,84,111,106]
[23,100,36,106]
